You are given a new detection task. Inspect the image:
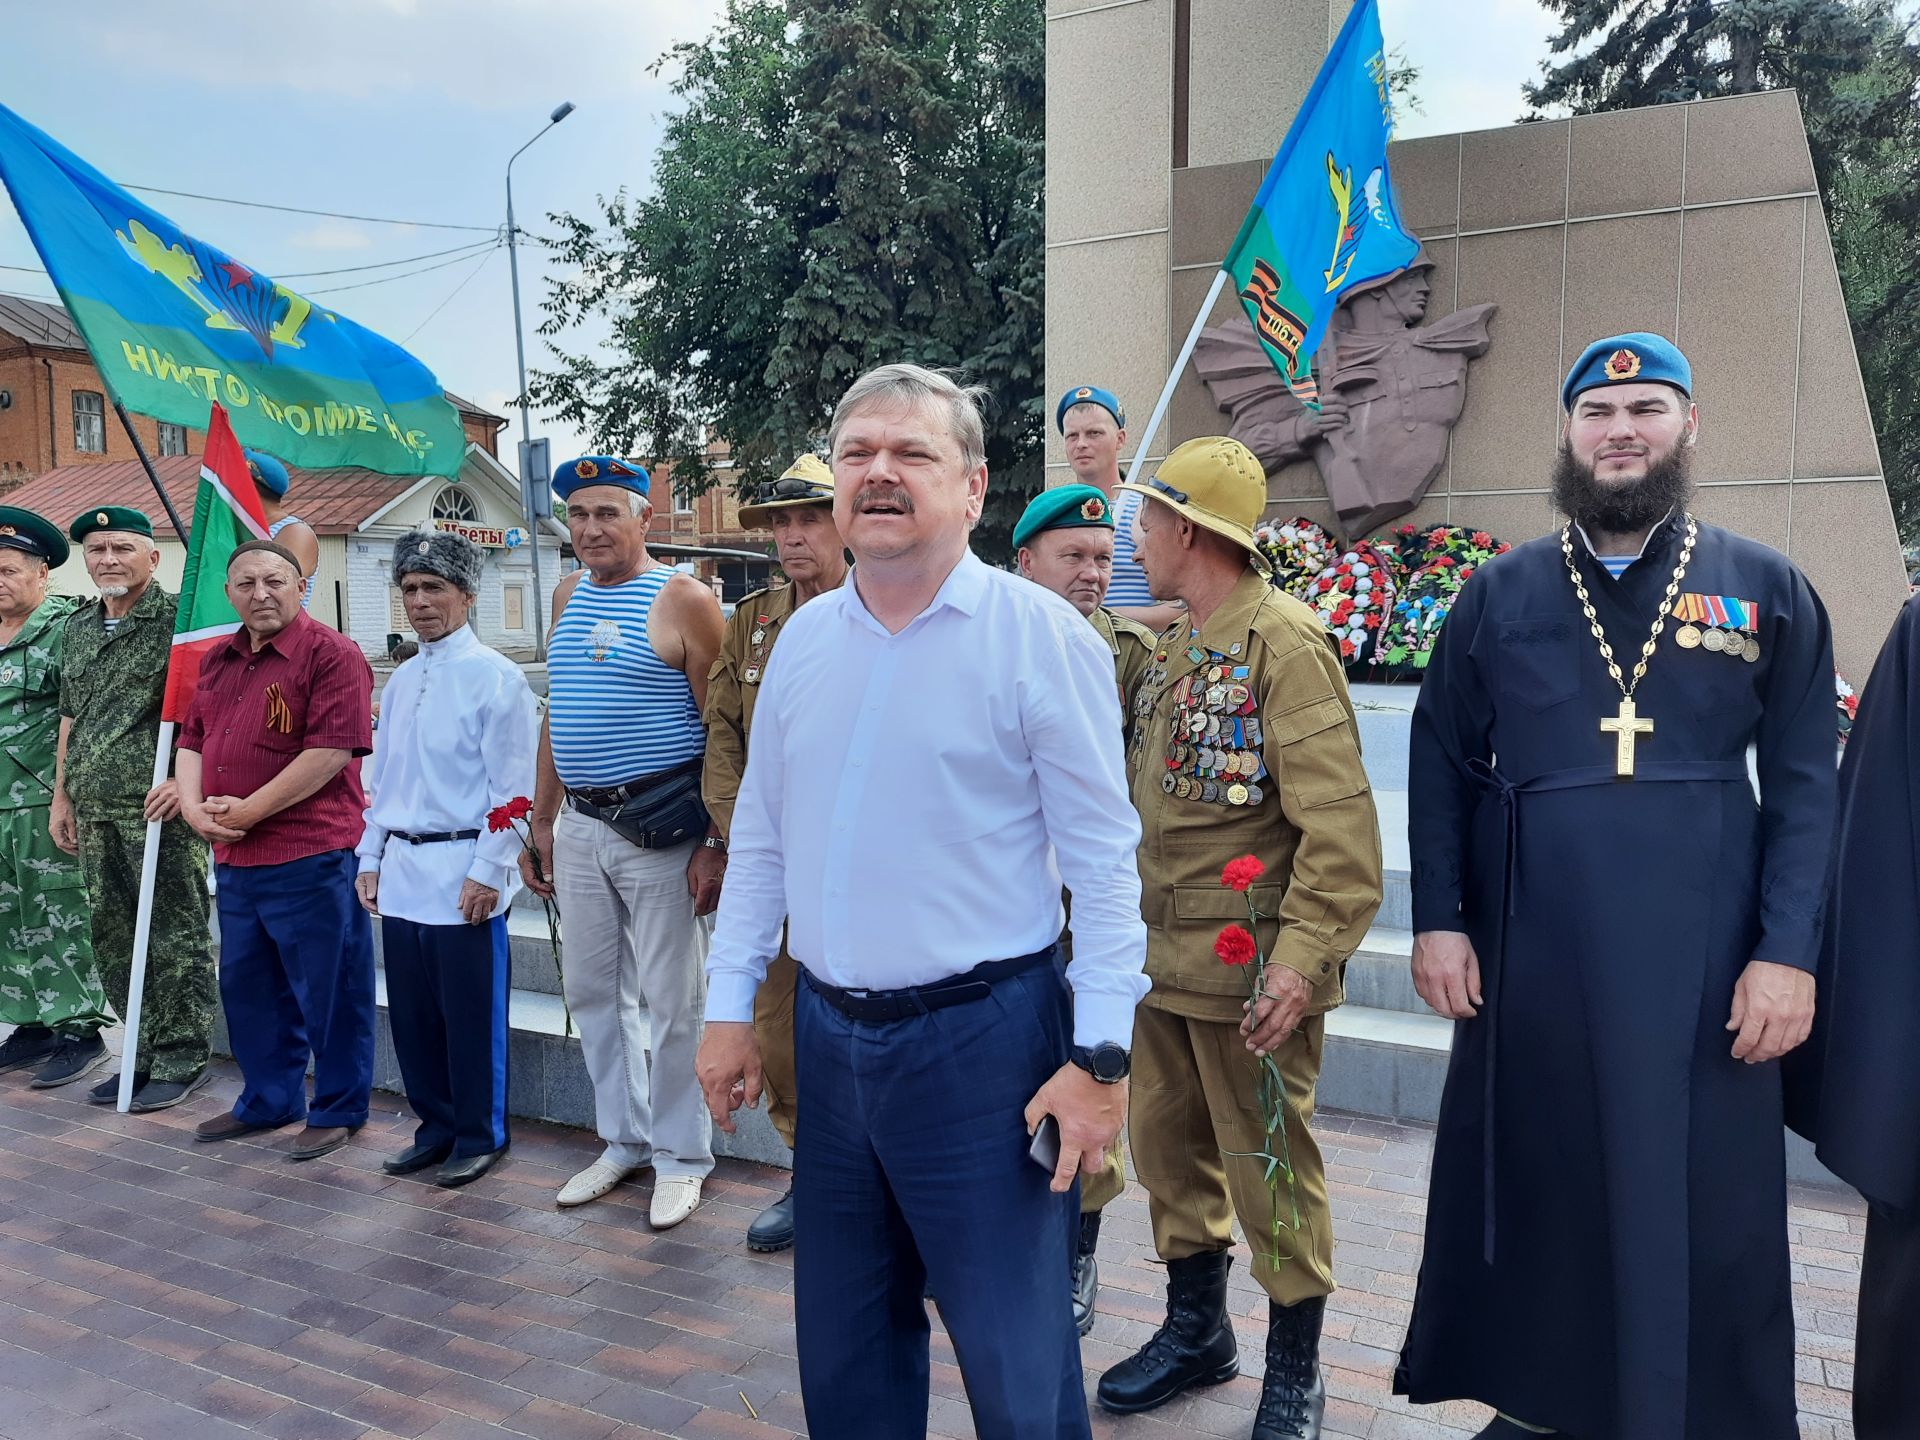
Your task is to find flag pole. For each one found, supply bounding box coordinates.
[115,724,173,1113]
[106,392,190,1113]
[110,396,191,540]
[1120,268,1233,488]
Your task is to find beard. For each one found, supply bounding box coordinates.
[1551,440,1694,535]
[97,584,130,598]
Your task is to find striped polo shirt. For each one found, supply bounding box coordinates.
[549,567,705,787]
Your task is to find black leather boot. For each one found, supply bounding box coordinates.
[1251,1296,1326,1439]
[1071,1211,1101,1336]
[1096,1250,1239,1413]
[747,1186,796,1253]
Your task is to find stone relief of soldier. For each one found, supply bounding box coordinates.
[1192,249,1496,539]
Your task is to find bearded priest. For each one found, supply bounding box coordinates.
[1393,333,1838,1439]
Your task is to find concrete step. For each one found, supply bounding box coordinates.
[1342,925,1421,1014]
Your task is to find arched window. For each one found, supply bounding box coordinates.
[430,485,480,524]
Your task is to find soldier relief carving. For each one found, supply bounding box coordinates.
[1192,249,1495,538]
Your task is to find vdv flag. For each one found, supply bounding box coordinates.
[0,103,463,476]
[1222,0,1418,409]
[162,404,271,723]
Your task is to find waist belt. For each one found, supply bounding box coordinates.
[1465,756,1749,1266]
[565,756,702,810]
[803,945,1056,1024]
[389,828,481,845]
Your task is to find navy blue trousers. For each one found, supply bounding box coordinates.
[382,915,510,1160]
[792,961,1089,1440]
[216,849,375,1130]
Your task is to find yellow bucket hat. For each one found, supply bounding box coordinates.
[1117,436,1269,568]
[740,453,836,528]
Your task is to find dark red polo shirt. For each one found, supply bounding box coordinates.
[179,613,374,868]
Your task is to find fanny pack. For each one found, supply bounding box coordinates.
[567,758,709,850]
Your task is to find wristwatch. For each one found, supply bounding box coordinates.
[1069,1042,1130,1084]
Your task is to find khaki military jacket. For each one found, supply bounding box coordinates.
[1089,606,1156,722]
[702,582,802,839]
[1126,567,1383,1022]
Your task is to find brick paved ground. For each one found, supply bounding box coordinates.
[0,1064,1864,1439]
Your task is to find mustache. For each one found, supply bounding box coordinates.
[853,487,913,514]
[1550,439,1694,534]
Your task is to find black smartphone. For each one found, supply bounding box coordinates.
[1027,1114,1061,1175]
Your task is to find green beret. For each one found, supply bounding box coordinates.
[68,506,154,543]
[0,506,69,568]
[1012,484,1114,551]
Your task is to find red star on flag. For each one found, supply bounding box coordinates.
[216,259,254,291]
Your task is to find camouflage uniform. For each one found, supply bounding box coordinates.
[59,583,214,1081]
[0,593,107,1033]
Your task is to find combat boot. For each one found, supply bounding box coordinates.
[1071,1210,1101,1335]
[1096,1249,1239,1412]
[1250,1295,1326,1439]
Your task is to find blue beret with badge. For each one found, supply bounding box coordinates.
[1561,332,1693,411]
[1012,484,1114,550]
[553,455,651,503]
[1054,385,1126,433]
[0,506,69,567]
[243,448,290,498]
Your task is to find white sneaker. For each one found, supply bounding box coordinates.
[649,1175,702,1230]
[556,1158,638,1208]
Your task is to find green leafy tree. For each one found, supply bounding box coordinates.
[530,0,1044,561]
[1525,0,1920,534]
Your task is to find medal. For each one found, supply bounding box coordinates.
[1245,783,1264,806]
[743,666,760,683]
[751,628,765,645]
[1201,780,1219,802]
[1562,515,1698,778]
[1722,632,1746,659]
[1676,624,1702,649]
[1743,641,1760,664]
[1702,628,1726,652]
[1227,783,1249,805]
[1161,773,1176,794]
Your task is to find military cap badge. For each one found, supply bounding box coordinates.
[1604,348,1642,382]
[574,459,600,479]
[607,460,634,477]
[1075,387,1092,400]
[0,526,14,538]
[1079,496,1106,522]
[417,540,432,554]
[95,511,109,526]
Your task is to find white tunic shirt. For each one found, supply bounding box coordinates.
[356,624,540,927]
[706,550,1150,1049]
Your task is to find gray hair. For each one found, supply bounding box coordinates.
[829,363,989,472]
[628,491,649,518]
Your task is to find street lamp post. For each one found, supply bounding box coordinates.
[507,99,575,662]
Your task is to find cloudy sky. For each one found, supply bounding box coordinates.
[0,0,1560,463]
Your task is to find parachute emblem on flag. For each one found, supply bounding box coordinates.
[1323,158,1400,294]
[117,217,321,360]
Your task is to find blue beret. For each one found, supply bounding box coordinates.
[1561,332,1692,411]
[243,449,289,497]
[1013,484,1114,551]
[1055,385,1125,433]
[553,456,651,502]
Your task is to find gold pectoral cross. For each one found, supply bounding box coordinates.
[1600,697,1654,777]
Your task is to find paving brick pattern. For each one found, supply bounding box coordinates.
[0,1066,1863,1439]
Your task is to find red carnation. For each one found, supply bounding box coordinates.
[1458,565,1474,580]
[1214,925,1257,966]
[1221,855,1266,891]
[508,796,533,819]
[1471,531,1493,547]
[1363,613,1383,629]
[486,805,513,833]
[1340,637,1358,658]
[1428,527,1449,543]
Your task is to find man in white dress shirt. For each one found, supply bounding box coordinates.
[696,364,1150,1439]
[356,531,539,1188]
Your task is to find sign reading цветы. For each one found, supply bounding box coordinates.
[433,520,529,550]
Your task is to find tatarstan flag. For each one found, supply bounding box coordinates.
[161,402,269,722]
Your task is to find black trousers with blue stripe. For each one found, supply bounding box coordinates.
[382,915,510,1160]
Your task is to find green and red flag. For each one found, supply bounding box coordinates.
[161,403,270,723]
[1221,0,1418,409]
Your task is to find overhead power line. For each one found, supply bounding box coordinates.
[306,243,505,296]
[276,238,501,279]
[403,249,499,344]
[124,184,496,233]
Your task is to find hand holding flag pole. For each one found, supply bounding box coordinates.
[1118,0,1417,490]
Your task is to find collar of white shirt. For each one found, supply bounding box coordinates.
[418,623,481,662]
[840,548,990,637]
